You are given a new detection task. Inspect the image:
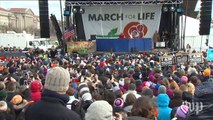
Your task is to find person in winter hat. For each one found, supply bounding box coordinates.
[0,101,7,111]
[180,76,188,84]
[203,68,211,81]
[10,95,22,105]
[0,101,9,120]
[113,98,124,113]
[185,81,213,119]
[25,67,81,120]
[157,94,172,120]
[175,105,189,119]
[30,81,41,102]
[85,100,113,120]
[114,98,124,108]
[78,82,93,101]
[0,88,15,120]
[158,85,167,94]
[203,68,211,77]
[122,83,141,101]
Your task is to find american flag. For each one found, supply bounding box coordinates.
[63,26,75,40]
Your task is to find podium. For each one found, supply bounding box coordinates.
[96,38,152,52]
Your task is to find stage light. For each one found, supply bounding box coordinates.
[79,8,85,14]
[176,7,184,14]
[162,6,168,12]
[64,10,71,16]
[170,6,175,12]
[72,8,77,14]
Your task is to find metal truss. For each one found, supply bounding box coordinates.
[66,0,183,6]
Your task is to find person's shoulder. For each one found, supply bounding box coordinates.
[64,109,82,120]
[127,116,150,120]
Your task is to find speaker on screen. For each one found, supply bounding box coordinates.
[39,0,50,38]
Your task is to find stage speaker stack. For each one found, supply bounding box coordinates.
[39,0,50,38]
[199,0,212,35]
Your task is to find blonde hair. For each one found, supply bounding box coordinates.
[162,79,170,89]
[187,83,195,95]
[180,84,188,92]
[170,80,179,91]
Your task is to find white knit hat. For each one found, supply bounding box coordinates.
[0,101,7,111]
[44,67,70,92]
[85,100,113,120]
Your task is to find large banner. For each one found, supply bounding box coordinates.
[82,5,162,40]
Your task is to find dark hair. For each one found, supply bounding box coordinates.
[115,90,123,98]
[103,90,116,106]
[92,93,103,100]
[6,82,16,91]
[20,87,31,101]
[125,93,136,106]
[189,76,201,87]
[172,90,183,99]
[131,96,154,119]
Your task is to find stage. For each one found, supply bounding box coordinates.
[96,38,153,52]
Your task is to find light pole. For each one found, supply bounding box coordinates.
[59,0,64,36]
[59,0,67,54]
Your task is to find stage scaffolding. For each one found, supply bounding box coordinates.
[65,0,183,6]
[65,0,184,50]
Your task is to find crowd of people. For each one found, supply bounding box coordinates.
[0,48,212,120]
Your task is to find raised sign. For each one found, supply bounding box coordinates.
[189,53,203,63]
[176,55,188,64]
[159,55,173,66]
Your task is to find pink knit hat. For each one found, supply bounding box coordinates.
[113,98,124,108]
[176,105,189,118]
[166,89,174,98]
[181,76,188,84]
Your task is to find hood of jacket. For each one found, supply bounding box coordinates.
[157,94,170,107]
[30,81,41,92]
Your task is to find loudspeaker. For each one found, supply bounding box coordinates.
[90,35,96,40]
[199,0,212,35]
[39,0,50,38]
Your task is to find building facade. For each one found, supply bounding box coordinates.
[0,7,39,32]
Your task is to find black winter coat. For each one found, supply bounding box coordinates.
[185,82,213,120]
[25,89,81,120]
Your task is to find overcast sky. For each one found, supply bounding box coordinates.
[0,0,65,20]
